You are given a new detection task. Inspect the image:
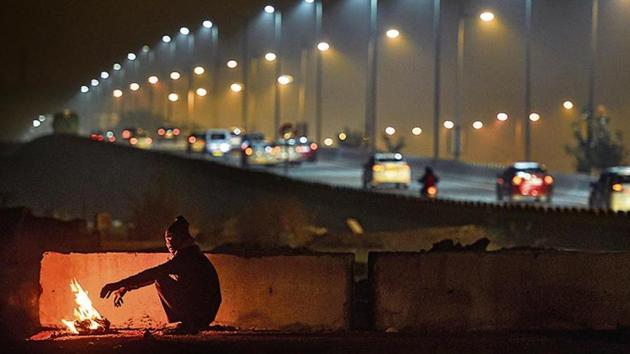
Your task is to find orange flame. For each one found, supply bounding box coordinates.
[61,279,105,334]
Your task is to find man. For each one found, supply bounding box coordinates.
[418,166,440,198]
[100,216,221,334]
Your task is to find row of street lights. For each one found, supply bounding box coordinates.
[75,0,602,163]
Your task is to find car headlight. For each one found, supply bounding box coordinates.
[219,143,231,152]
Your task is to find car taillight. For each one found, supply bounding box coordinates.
[122,130,131,139]
[173,128,181,136]
[427,186,437,196]
[544,175,554,185]
[146,137,153,145]
[612,183,624,192]
[310,143,318,150]
[130,137,138,145]
[512,176,522,185]
[188,136,197,144]
[157,128,166,136]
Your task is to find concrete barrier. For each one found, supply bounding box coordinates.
[370,251,630,332]
[40,252,353,331]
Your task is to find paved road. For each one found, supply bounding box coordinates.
[156,143,590,208]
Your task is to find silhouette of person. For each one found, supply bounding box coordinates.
[418,166,440,196]
[100,216,221,334]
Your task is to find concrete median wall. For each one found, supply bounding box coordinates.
[40,252,353,331]
[370,251,630,332]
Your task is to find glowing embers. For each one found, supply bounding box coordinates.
[61,279,111,335]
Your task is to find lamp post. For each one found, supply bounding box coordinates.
[365,0,378,152]
[274,9,283,139]
[454,4,495,160]
[314,0,324,143]
[524,0,533,161]
[587,0,599,148]
[432,0,441,162]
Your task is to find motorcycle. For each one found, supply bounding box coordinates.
[420,184,438,199]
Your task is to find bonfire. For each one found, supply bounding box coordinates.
[61,279,111,335]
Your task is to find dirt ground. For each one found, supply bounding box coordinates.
[14,330,630,354]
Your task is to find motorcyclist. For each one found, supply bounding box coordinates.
[418,166,439,198]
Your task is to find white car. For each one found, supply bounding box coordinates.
[205,129,232,157]
[363,153,411,189]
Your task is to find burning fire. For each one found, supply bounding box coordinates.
[61,279,110,334]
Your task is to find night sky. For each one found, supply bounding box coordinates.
[0,0,293,140]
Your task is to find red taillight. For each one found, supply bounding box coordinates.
[157,128,166,136]
[544,176,554,185]
[188,136,196,144]
[173,128,181,136]
[512,176,522,185]
[427,186,437,196]
[97,135,104,142]
[122,130,131,139]
[310,143,318,151]
[90,134,97,141]
[129,137,138,145]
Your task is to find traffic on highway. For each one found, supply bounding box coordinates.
[85,126,629,211]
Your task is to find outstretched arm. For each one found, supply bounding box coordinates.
[100,259,176,304]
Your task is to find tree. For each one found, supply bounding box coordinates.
[52,109,79,135]
[337,127,366,148]
[565,105,625,173]
[382,133,406,153]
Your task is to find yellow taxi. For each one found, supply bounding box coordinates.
[362,153,411,189]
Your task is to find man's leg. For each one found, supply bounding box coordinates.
[155,276,184,324]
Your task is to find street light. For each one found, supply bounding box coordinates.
[227,59,238,69]
[265,52,277,62]
[444,120,454,129]
[453,6,496,160]
[323,137,334,146]
[230,83,243,93]
[194,66,205,75]
[100,71,109,79]
[142,45,150,53]
[202,20,213,29]
[412,127,422,136]
[497,112,509,121]
[148,76,159,84]
[317,41,330,52]
[162,35,172,43]
[472,121,483,130]
[338,132,347,141]
[91,79,99,87]
[563,100,574,110]
[385,126,396,136]
[179,27,190,35]
[113,89,123,98]
[385,28,400,39]
[33,120,41,128]
[129,83,140,91]
[80,86,89,93]
[168,93,179,102]
[113,63,122,71]
[196,88,207,97]
[277,75,294,85]
[170,71,181,80]
[479,11,495,22]
[264,5,275,14]
[127,53,137,61]
[529,113,541,122]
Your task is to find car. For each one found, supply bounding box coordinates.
[228,127,243,151]
[186,131,207,153]
[588,166,630,211]
[205,129,232,157]
[240,132,266,150]
[241,142,283,167]
[156,126,182,141]
[89,131,105,142]
[294,136,319,162]
[496,162,554,203]
[362,152,411,189]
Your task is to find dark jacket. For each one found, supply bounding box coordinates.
[116,244,221,324]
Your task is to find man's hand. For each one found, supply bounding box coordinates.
[112,287,127,307]
[101,283,127,306]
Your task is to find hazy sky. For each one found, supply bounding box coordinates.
[3,0,630,171]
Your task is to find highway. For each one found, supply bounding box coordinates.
[159,142,591,208]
